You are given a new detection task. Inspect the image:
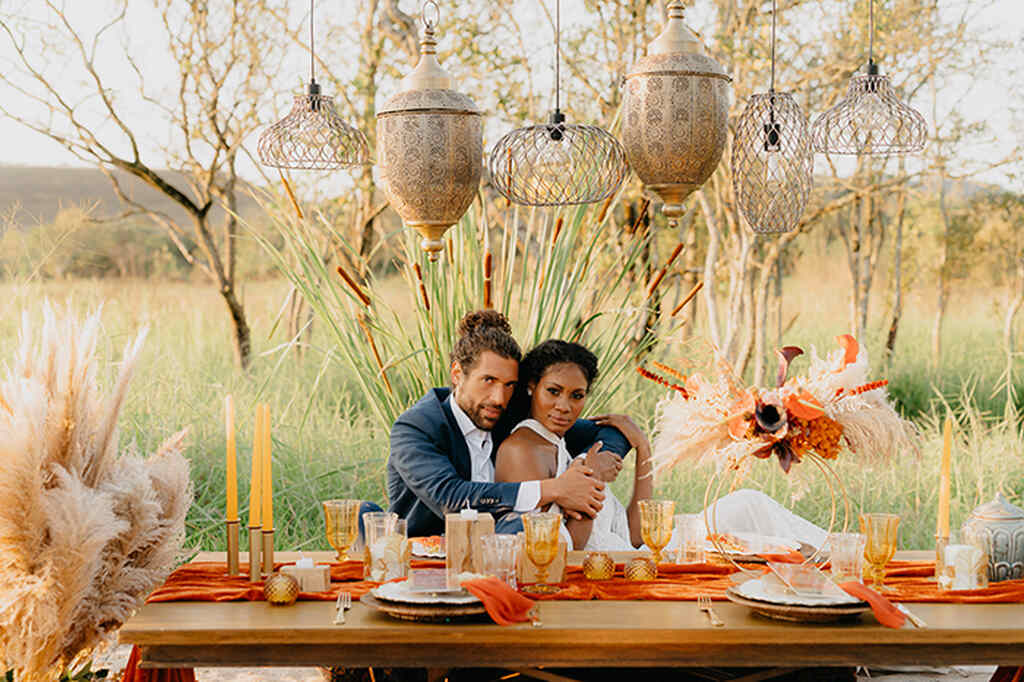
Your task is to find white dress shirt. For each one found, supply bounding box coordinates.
[450,398,541,511]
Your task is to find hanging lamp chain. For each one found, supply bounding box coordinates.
[547,0,565,138]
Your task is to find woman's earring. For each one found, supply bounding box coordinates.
[528,389,533,396]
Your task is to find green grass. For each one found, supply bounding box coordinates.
[1,269,1022,554]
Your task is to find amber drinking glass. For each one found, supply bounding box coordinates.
[322,499,361,562]
[859,513,900,591]
[639,499,675,564]
[522,511,562,595]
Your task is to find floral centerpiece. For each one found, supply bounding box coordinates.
[646,335,916,475]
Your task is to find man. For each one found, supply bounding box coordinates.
[387,310,629,536]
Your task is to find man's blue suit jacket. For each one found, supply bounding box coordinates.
[387,387,629,537]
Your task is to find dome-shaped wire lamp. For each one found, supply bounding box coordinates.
[488,0,627,206]
[810,0,926,155]
[258,0,369,170]
[731,0,813,234]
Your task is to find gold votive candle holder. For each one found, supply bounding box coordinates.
[226,519,240,576]
[264,572,300,606]
[262,528,275,577]
[625,555,658,581]
[582,551,615,580]
[248,524,262,583]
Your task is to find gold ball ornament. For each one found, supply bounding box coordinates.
[264,572,300,606]
[624,555,658,581]
[582,551,615,580]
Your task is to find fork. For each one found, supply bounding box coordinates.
[698,594,725,627]
[333,591,352,625]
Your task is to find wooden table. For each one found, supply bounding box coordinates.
[120,551,1024,670]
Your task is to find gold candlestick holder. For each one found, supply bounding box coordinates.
[934,534,949,580]
[248,525,262,583]
[262,528,275,577]
[226,519,240,576]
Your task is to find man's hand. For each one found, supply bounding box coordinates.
[553,441,606,520]
[583,448,623,483]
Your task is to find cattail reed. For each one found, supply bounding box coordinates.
[671,280,704,317]
[652,361,686,382]
[483,252,493,308]
[629,198,651,234]
[336,266,371,307]
[357,313,393,395]
[647,242,685,299]
[551,217,564,245]
[446,238,454,264]
[596,195,613,225]
[278,169,304,221]
[636,366,688,396]
[413,263,430,311]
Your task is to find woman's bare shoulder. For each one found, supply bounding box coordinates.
[497,427,553,456]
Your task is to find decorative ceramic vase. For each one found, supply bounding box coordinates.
[962,492,1024,582]
[264,572,300,606]
[621,0,730,225]
[377,16,482,262]
[582,551,615,580]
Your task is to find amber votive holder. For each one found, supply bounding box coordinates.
[625,555,658,581]
[582,551,615,580]
[262,528,275,577]
[248,525,262,583]
[226,519,240,576]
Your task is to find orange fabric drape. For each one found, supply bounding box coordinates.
[121,645,195,682]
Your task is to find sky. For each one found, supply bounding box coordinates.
[0,0,1021,190]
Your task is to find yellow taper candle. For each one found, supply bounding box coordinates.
[249,406,262,528]
[261,404,273,531]
[937,415,953,538]
[225,395,238,522]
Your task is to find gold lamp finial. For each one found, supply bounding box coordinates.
[400,0,451,92]
[650,0,704,56]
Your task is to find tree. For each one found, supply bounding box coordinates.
[0,0,285,368]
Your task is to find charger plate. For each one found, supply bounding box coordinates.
[725,586,870,623]
[361,592,488,623]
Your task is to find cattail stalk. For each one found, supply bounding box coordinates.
[357,313,393,395]
[413,263,430,311]
[672,281,704,317]
[278,169,304,221]
[551,217,564,245]
[336,266,371,307]
[483,252,493,308]
[636,366,688,396]
[629,198,651,234]
[596,195,614,225]
[652,361,686,382]
[647,242,685,299]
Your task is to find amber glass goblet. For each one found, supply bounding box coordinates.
[859,513,900,591]
[323,499,361,561]
[639,499,675,564]
[522,511,562,595]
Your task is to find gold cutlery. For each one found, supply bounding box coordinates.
[698,594,725,627]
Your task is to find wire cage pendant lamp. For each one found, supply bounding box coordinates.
[488,0,627,207]
[258,0,369,170]
[810,0,926,155]
[731,0,813,234]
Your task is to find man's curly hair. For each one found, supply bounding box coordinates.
[450,310,522,372]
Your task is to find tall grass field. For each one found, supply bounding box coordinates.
[1,265,1022,554]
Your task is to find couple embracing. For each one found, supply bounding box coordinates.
[387,309,651,550]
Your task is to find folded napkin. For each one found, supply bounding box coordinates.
[837,581,906,629]
[460,577,536,625]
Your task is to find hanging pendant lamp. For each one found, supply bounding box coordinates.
[258,0,369,170]
[810,0,926,155]
[488,0,627,207]
[731,0,813,234]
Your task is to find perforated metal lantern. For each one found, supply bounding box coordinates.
[258,89,369,170]
[376,7,482,261]
[732,93,813,234]
[811,69,927,155]
[621,0,731,226]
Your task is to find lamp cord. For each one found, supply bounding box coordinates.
[554,0,561,113]
[769,0,776,93]
[310,0,316,83]
[868,0,874,66]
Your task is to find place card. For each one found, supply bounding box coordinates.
[445,511,495,588]
[281,563,331,592]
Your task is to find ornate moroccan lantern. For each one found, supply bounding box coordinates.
[376,1,483,262]
[621,0,731,229]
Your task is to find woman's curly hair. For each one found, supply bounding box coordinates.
[450,309,522,372]
[506,339,599,423]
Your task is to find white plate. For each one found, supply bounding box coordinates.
[735,576,862,607]
[372,580,481,605]
[704,532,801,555]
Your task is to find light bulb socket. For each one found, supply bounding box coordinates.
[307,79,322,110]
[762,121,782,152]
[547,110,566,141]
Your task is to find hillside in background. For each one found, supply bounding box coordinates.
[0,164,262,228]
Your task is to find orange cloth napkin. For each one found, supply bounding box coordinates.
[461,577,536,625]
[989,667,1023,682]
[757,550,806,563]
[121,645,195,682]
[837,581,906,628]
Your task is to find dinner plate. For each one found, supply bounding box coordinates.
[361,592,488,623]
[372,580,481,605]
[725,586,871,624]
[735,576,863,607]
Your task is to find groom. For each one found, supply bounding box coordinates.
[387,309,629,536]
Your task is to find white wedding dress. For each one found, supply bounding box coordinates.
[511,419,828,552]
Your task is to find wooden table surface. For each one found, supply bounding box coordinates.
[120,551,1024,670]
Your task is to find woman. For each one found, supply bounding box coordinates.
[495,340,650,550]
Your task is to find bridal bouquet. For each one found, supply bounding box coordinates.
[648,335,916,474]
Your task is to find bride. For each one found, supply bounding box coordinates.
[495,339,827,552]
